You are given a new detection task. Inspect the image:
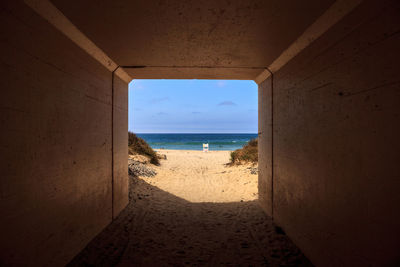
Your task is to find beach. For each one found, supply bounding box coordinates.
[144,149,258,203]
[70,149,311,266]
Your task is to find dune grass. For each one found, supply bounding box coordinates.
[229,138,258,165]
[128,132,160,165]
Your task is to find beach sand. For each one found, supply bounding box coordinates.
[146,149,258,203]
[69,150,311,266]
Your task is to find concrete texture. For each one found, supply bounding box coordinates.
[255,0,362,84]
[51,0,335,79]
[2,0,400,266]
[113,75,129,218]
[258,77,273,215]
[0,1,128,265]
[258,0,400,265]
[24,0,131,83]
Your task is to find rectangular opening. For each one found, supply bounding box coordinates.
[127,79,258,203]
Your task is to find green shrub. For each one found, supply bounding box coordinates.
[128,132,160,165]
[230,151,238,163]
[229,138,258,165]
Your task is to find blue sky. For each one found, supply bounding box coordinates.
[128,80,257,133]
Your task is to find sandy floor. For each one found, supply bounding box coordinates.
[68,150,312,266]
[145,150,258,203]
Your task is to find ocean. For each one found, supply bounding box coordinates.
[136,133,258,151]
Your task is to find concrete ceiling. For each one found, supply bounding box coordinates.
[51,0,335,80]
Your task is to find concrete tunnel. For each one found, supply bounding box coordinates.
[1,0,399,266]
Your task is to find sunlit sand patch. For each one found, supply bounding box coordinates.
[141,150,258,203]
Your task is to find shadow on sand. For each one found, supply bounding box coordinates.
[68,175,312,266]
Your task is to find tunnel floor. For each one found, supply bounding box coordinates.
[68,176,312,266]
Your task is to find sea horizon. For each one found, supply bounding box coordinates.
[136,133,258,151]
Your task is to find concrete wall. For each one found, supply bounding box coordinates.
[258,77,272,215]
[258,0,400,266]
[0,1,128,265]
[113,76,129,217]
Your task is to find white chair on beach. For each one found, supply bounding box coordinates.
[203,143,209,152]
